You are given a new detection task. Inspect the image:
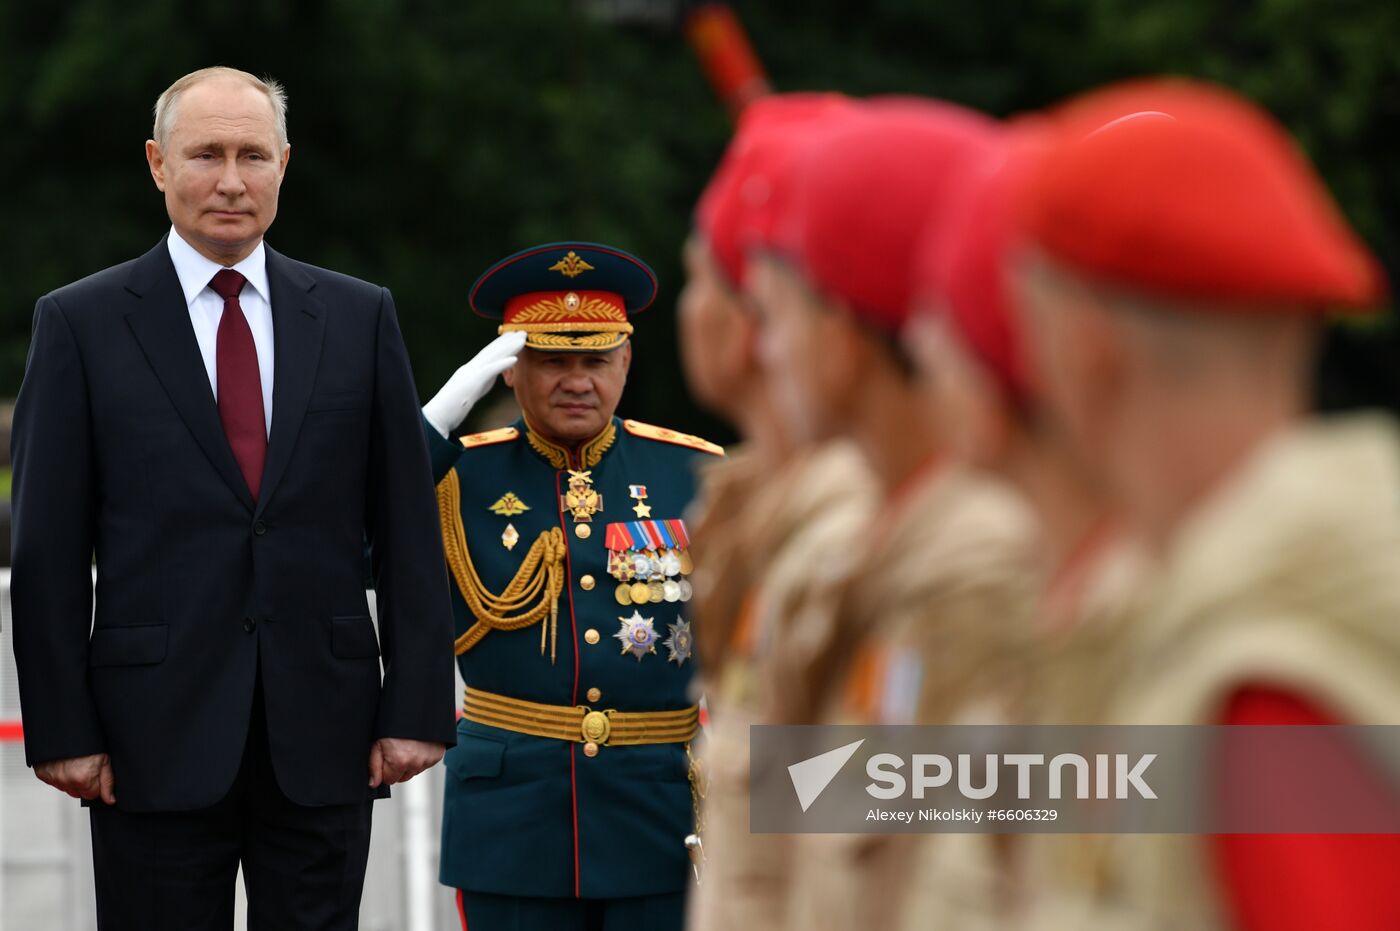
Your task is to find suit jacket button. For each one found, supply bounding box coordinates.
[574,524,591,540]
[586,687,601,703]
[243,617,256,633]
[579,574,596,591]
[253,520,268,536]
[583,742,599,757]
[584,628,600,645]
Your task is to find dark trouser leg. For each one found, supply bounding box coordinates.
[458,890,590,931]
[599,891,688,931]
[88,751,246,930]
[90,801,242,931]
[240,680,373,931]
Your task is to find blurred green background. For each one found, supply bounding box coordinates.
[1,0,1397,458]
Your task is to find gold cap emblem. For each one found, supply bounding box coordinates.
[549,251,594,278]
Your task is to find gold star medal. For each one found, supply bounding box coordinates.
[628,484,652,518]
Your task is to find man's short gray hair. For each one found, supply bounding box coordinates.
[152,67,288,151]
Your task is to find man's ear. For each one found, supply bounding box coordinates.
[146,140,166,192]
[502,364,516,388]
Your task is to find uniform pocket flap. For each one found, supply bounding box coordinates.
[89,625,168,667]
[444,733,506,781]
[331,616,380,658]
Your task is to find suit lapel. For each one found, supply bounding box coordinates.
[124,239,256,512]
[256,246,325,516]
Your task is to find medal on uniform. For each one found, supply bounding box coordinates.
[615,583,634,606]
[488,491,531,517]
[562,470,603,522]
[664,620,693,666]
[615,611,658,660]
[677,579,694,602]
[605,518,694,606]
[501,522,520,551]
[629,484,652,518]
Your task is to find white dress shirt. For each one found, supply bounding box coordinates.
[166,228,275,436]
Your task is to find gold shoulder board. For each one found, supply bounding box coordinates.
[459,426,521,449]
[623,419,724,456]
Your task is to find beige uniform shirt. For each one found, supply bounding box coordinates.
[782,463,1037,931]
[687,442,877,931]
[1018,414,1400,930]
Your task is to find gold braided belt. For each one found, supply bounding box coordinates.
[463,686,699,748]
[438,469,568,661]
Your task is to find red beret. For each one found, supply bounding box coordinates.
[1018,79,1386,310]
[695,93,854,288]
[774,99,1002,333]
[912,124,1047,407]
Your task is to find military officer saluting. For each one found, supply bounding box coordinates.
[420,242,722,931]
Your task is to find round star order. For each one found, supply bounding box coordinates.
[615,610,658,660]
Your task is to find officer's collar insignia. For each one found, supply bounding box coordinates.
[563,470,604,522]
[525,419,617,471]
[665,620,693,666]
[488,491,530,516]
[549,250,595,278]
[615,611,658,660]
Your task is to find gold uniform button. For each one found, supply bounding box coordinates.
[575,524,591,540]
[584,628,600,645]
[586,687,601,703]
[583,742,599,757]
[580,574,596,591]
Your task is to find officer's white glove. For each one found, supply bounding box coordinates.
[422,331,528,439]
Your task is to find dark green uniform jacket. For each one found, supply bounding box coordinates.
[427,414,721,899]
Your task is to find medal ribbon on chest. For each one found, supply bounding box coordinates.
[604,518,694,606]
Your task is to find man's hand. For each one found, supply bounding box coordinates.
[35,753,116,804]
[368,738,446,788]
[422,331,528,439]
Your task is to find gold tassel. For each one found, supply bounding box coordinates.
[438,470,567,662]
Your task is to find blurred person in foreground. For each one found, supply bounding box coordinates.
[898,123,1150,929]
[420,243,722,931]
[678,92,878,931]
[1011,79,1400,930]
[746,100,1037,930]
[8,66,455,929]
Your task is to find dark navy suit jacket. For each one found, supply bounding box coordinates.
[9,238,456,811]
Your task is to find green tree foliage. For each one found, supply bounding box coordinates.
[1,0,1395,439]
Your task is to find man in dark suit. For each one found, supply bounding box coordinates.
[8,66,456,930]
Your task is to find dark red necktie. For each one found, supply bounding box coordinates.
[210,269,267,501]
